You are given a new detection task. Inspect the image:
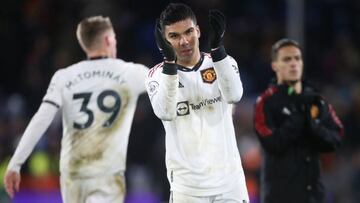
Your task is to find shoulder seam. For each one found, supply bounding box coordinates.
[148,62,164,77]
[257,86,277,103]
[254,86,277,137]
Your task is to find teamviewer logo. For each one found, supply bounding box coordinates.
[177,101,190,116]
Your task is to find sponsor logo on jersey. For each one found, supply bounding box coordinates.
[177,101,190,116]
[201,67,216,84]
[190,96,221,110]
[176,96,222,116]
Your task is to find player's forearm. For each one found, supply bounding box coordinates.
[256,123,303,154]
[307,103,343,151]
[309,123,342,152]
[255,103,303,154]
[154,74,178,120]
[147,65,178,121]
[212,48,243,103]
[7,103,58,172]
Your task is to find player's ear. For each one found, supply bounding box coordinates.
[104,35,111,47]
[271,61,278,72]
[196,25,201,38]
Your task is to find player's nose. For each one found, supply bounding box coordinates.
[179,36,189,46]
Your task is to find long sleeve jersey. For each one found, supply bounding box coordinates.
[145,51,247,196]
[7,58,148,179]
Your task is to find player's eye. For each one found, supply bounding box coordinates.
[168,33,179,39]
[185,28,194,35]
[282,56,291,62]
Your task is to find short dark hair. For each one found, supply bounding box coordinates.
[159,3,197,28]
[271,38,301,61]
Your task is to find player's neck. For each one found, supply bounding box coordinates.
[292,82,302,94]
[87,50,111,59]
[177,49,201,68]
[283,81,302,94]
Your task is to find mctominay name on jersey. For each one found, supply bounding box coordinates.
[65,70,126,90]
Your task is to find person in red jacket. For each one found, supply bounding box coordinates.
[254,38,344,203]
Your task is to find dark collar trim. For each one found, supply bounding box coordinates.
[177,53,205,72]
[88,56,109,60]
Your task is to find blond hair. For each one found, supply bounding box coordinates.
[76,16,113,52]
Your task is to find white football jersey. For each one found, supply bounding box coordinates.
[145,53,248,196]
[43,58,147,178]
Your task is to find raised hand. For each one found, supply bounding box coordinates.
[208,10,226,49]
[154,19,176,62]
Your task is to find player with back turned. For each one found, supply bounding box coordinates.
[4,16,148,203]
[145,3,249,203]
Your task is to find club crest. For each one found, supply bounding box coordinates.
[201,67,216,84]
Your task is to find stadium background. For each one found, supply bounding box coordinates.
[0,0,359,202]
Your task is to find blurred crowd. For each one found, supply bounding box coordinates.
[0,0,359,202]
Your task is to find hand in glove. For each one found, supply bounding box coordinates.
[208,10,226,49]
[154,19,176,62]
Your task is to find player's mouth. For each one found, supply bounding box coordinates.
[180,48,193,55]
[289,69,299,75]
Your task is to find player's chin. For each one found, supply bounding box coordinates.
[180,49,194,56]
[287,78,301,84]
[288,74,302,81]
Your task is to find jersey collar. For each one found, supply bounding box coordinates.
[177,53,205,72]
[88,56,109,60]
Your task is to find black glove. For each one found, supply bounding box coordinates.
[154,19,176,61]
[208,10,226,49]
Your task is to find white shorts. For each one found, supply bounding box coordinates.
[169,180,249,203]
[60,172,126,203]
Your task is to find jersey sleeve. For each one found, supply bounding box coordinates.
[130,63,149,95]
[42,70,63,108]
[7,102,59,172]
[212,54,243,103]
[145,64,178,121]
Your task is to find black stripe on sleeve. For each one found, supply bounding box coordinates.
[43,100,60,108]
